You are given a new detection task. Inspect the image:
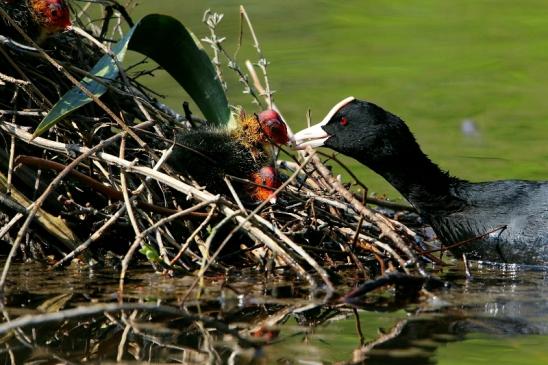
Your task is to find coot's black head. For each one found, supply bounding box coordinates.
[292,97,418,169]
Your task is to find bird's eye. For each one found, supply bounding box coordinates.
[340,117,348,126]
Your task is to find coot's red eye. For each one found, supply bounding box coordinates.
[340,117,348,126]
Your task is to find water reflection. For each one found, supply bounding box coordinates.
[261,262,548,364]
[1,261,547,364]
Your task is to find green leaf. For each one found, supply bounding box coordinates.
[35,14,230,137]
[33,27,136,138]
[139,244,160,263]
[128,14,230,126]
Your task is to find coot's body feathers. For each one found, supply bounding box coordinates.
[293,97,548,265]
[436,180,548,264]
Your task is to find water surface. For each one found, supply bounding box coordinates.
[2,261,547,364]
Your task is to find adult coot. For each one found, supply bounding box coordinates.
[292,97,548,265]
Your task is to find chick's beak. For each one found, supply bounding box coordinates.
[251,166,281,204]
[291,123,330,149]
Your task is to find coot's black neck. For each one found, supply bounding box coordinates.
[361,146,465,214]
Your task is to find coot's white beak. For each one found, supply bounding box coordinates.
[292,96,355,150]
[291,122,329,149]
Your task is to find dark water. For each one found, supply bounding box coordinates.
[251,262,548,364]
[1,261,547,364]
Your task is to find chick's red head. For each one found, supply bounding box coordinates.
[30,0,72,33]
[251,166,281,202]
[258,109,289,145]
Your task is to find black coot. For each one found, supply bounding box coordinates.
[293,97,548,265]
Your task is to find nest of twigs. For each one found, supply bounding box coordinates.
[0,1,440,299]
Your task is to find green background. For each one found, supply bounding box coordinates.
[130,0,548,201]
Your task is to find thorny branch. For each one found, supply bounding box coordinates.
[202,9,265,108]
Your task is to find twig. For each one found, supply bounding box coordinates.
[15,155,196,216]
[463,253,472,279]
[306,146,422,275]
[0,44,49,108]
[0,302,260,348]
[424,225,507,254]
[119,136,140,236]
[170,206,217,266]
[202,10,226,90]
[317,150,369,193]
[0,212,23,243]
[342,272,427,302]
[117,309,138,362]
[52,204,128,268]
[224,176,247,214]
[0,72,31,86]
[0,132,122,294]
[6,135,15,195]
[0,8,161,162]
[197,210,241,294]
[201,10,264,107]
[355,320,408,360]
[182,151,334,302]
[353,308,365,345]
[245,60,294,136]
[240,6,273,108]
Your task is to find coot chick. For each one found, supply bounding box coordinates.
[168,110,287,203]
[1,0,71,43]
[292,97,548,265]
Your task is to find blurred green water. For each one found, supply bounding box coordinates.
[131,0,547,200]
[437,334,548,365]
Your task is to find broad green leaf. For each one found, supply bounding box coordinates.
[128,14,230,126]
[33,27,136,137]
[35,14,231,137]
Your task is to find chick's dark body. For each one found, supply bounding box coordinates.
[168,128,266,195]
[1,1,34,39]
